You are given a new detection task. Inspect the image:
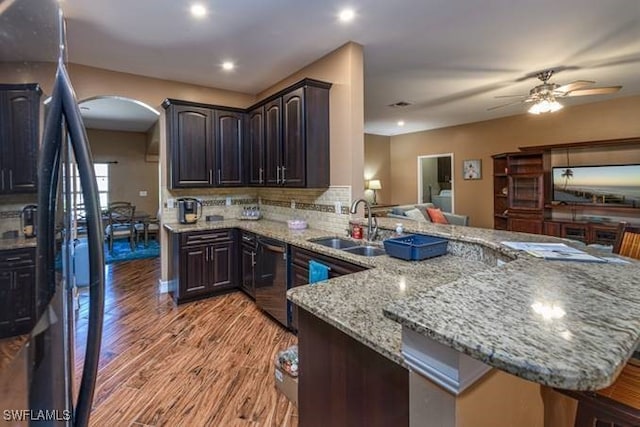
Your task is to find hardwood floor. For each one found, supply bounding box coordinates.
[74,258,298,426]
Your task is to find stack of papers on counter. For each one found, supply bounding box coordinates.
[501,242,606,263]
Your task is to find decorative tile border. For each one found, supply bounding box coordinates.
[0,211,21,219]
[260,199,350,215]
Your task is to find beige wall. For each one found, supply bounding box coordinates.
[364,134,391,205]
[257,42,365,195]
[389,95,640,228]
[0,62,255,110]
[87,129,159,215]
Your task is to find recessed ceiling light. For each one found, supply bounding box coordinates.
[338,8,355,23]
[222,61,235,71]
[397,120,405,126]
[190,3,207,18]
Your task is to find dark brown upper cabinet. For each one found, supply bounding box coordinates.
[0,84,41,194]
[264,98,282,186]
[164,78,330,189]
[247,106,265,185]
[165,103,214,188]
[251,79,331,188]
[214,110,244,186]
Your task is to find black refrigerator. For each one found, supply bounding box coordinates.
[0,0,105,426]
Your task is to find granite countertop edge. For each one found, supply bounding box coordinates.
[163,218,640,390]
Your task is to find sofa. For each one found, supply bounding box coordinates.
[386,203,469,226]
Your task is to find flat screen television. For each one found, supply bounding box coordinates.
[552,164,640,207]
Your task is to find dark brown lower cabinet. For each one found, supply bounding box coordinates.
[240,232,256,298]
[168,229,237,304]
[0,248,36,338]
[289,246,366,331]
[297,308,409,427]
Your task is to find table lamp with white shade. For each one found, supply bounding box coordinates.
[367,179,382,205]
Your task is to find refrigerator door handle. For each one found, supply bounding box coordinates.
[58,60,106,427]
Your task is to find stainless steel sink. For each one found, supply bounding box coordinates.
[342,245,386,257]
[308,237,359,250]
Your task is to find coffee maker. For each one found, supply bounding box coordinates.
[178,198,202,224]
[22,204,37,238]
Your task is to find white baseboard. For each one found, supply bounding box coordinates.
[158,279,169,294]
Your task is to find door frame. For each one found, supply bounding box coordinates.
[416,153,455,213]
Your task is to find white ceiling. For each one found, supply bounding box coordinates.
[60,0,640,136]
[79,97,159,132]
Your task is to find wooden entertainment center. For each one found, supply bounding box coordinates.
[493,137,640,245]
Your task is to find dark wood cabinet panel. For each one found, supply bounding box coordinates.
[298,308,408,427]
[167,104,213,188]
[210,242,235,288]
[180,245,208,297]
[0,248,36,338]
[215,110,244,186]
[282,88,305,187]
[543,221,562,237]
[247,107,265,185]
[264,98,282,186]
[0,84,40,193]
[508,218,543,235]
[289,246,366,332]
[169,229,238,304]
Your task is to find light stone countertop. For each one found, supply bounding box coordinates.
[164,218,640,390]
[0,236,37,251]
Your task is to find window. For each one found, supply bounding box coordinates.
[72,163,109,219]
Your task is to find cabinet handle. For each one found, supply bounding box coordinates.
[209,169,213,185]
[281,166,286,184]
[206,247,209,262]
[242,235,253,243]
[0,169,4,190]
[276,166,281,184]
[251,251,256,267]
[218,169,222,183]
[4,256,21,262]
[8,170,12,189]
[259,168,264,184]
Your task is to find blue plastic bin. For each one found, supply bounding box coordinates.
[383,234,448,261]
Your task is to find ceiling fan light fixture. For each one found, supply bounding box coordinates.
[528,97,563,115]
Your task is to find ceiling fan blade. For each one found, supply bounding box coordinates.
[487,100,526,111]
[494,94,526,99]
[564,86,622,97]
[554,80,595,94]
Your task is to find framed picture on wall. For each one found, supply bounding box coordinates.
[463,159,482,180]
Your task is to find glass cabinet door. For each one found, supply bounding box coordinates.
[509,175,543,209]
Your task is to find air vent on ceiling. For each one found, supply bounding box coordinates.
[388,101,412,108]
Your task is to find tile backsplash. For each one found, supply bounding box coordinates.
[161,186,352,235]
[258,186,351,234]
[0,194,37,236]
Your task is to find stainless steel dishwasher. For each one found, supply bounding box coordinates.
[255,237,289,327]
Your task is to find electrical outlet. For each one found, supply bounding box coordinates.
[139,190,148,197]
[291,200,296,209]
[226,197,232,206]
[334,201,342,214]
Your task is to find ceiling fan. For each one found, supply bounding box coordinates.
[488,69,622,114]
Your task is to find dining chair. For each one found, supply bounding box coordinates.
[613,222,640,260]
[135,209,160,246]
[105,202,136,252]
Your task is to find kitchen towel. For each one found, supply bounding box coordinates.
[309,260,330,284]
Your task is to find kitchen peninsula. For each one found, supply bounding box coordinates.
[164,218,640,427]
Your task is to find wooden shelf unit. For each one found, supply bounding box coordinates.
[493,139,640,242]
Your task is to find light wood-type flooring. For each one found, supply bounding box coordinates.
[74,258,298,426]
